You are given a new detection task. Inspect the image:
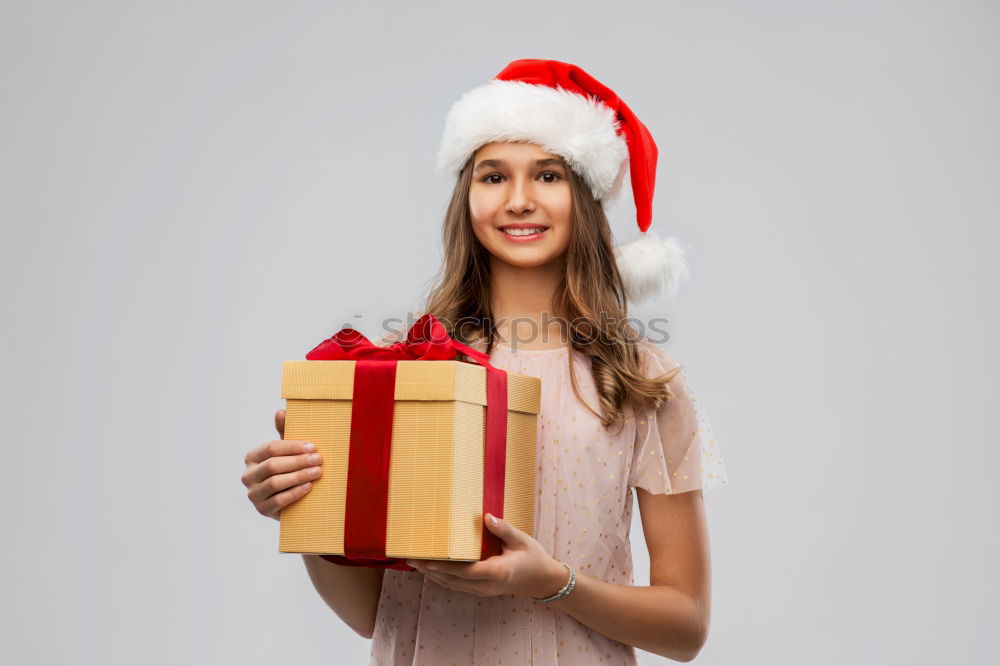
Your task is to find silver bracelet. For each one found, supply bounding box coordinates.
[533,562,575,602]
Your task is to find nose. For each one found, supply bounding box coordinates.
[505,176,536,215]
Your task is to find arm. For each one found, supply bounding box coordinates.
[301,556,386,639]
[543,488,711,662]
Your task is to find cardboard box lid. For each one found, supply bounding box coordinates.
[281,360,540,415]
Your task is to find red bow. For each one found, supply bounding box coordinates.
[305,314,508,571]
[306,312,490,365]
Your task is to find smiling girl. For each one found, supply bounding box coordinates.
[243,59,727,665]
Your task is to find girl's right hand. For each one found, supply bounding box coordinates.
[242,409,323,521]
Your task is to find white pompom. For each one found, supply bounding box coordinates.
[613,231,690,303]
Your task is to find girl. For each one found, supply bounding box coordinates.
[242,59,727,665]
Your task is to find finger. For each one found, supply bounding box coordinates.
[418,568,462,589]
[484,512,523,545]
[420,571,451,589]
[247,462,323,504]
[257,479,313,519]
[242,449,322,487]
[420,569,490,597]
[274,409,285,438]
[244,438,313,466]
[408,559,494,580]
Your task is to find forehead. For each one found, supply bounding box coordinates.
[473,140,564,162]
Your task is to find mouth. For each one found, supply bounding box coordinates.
[497,225,549,242]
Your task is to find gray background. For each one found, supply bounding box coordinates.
[2,1,997,664]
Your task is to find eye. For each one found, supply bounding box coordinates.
[479,172,562,184]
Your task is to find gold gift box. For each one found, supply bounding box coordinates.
[278,359,540,561]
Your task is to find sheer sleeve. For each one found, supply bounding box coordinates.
[628,340,729,495]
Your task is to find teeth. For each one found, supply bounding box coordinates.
[501,227,547,237]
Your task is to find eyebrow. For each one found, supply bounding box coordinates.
[472,158,566,174]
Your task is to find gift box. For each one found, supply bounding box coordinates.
[278,314,540,569]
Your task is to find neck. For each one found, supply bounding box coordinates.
[489,256,566,345]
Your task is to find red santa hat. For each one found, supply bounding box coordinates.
[436,58,689,303]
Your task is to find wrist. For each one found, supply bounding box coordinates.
[535,559,571,600]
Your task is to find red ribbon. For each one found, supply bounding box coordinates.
[305,314,508,571]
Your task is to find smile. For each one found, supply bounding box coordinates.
[498,226,549,241]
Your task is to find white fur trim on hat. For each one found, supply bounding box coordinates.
[614,231,690,303]
[436,79,630,203]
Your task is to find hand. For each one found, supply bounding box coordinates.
[241,409,323,521]
[405,513,568,600]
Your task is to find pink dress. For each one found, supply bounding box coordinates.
[369,338,728,665]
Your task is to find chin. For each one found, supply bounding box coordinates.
[494,247,564,268]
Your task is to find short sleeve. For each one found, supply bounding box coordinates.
[628,341,729,496]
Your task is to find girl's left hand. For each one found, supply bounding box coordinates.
[405,513,567,599]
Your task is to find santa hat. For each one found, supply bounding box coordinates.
[436,58,689,303]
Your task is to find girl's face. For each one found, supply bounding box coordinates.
[468,141,573,269]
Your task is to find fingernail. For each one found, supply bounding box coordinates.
[304,442,316,452]
[308,453,322,464]
[488,513,498,526]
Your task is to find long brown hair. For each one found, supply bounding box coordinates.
[418,149,680,430]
